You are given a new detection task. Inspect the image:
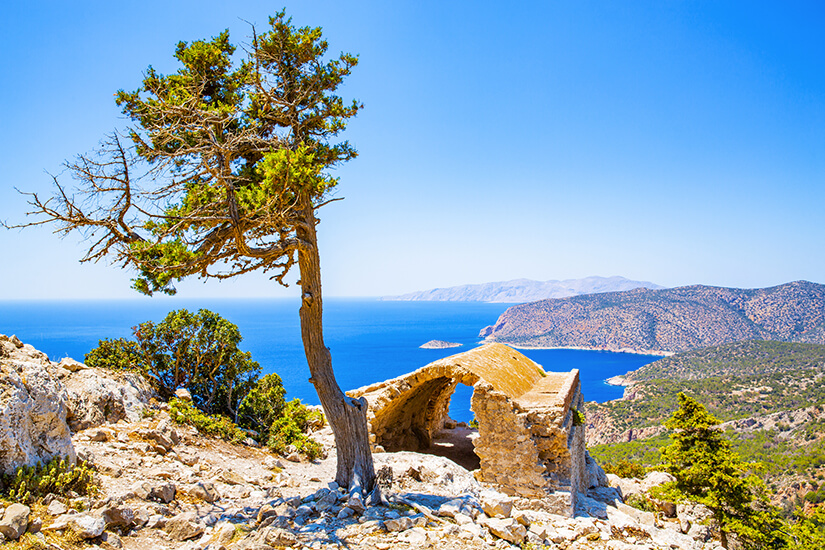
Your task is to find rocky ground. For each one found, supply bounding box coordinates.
[0,334,724,549]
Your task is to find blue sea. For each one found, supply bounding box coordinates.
[0,299,661,422]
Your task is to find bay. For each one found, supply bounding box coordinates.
[0,298,661,422]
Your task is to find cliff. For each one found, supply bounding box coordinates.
[481,280,825,353]
[383,276,663,303]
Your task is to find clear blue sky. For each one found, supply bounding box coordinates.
[1,1,823,299]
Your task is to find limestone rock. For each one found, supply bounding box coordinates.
[384,516,414,532]
[63,365,154,431]
[585,450,609,488]
[480,516,527,544]
[68,514,105,539]
[47,500,68,516]
[480,491,514,518]
[164,512,204,541]
[174,387,192,401]
[100,505,135,529]
[0,336,75,473]
[134,481,176,503]
[0,503,30,540]
[187,481,219,503]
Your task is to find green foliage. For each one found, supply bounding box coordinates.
[86,308,260,419]
[1,457,96,504]
[601,459,648,479]
[654,393,787,549]
[624,493,656,513]
[169,397,247,444]
[83,337,142,371]
[788,507,825,549]
[265,399,323,459]
[103,9,361,296]
[238,373,287,440]
[590,435,668,468]
[572,408,585,427]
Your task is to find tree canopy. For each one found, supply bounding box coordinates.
[655,393,786,549]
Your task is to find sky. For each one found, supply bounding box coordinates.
[1,1,823,300]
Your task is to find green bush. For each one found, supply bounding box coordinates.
[238,373,287,439]
[266,399,323,459]
[83,338,143,371]
[86,309,260,419]
[169,398,248,444]
[1,457,96,504]
[602,459,648,479]
[625,493,656,513]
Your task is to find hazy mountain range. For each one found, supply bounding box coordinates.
[382,276,663,303]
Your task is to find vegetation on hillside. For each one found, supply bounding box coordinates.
[87,309,323,458]
[653,394,786,549]
[589,340,825,516]
[484,281,825,352]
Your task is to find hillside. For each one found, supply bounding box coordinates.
[480,280,825,353]
[586,340,825,509]
[382,275,662,303]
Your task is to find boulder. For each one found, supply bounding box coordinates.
[63,366,154,431]
[164,512,204,541]
[480,490,514,518]
[187,481,219,503]
[584,450,609,488]
[480,516,527,544]
[134,481,176,503]
[0,336,75,473]
[0,503,30,540]
[100,505,135,529]
[68,514,105,539]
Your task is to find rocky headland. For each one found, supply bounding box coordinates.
[0,334,725,549]
[480,280,825,353]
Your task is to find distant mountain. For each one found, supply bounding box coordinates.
[480,280,825,353]
[382,276,663,303]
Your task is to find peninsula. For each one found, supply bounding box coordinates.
[480,280,825,353]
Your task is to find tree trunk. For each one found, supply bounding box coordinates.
[296,203,375,494]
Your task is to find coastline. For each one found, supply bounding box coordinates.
[496,341,674,357]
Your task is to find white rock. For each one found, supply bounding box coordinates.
[68,514,105,539]
[0,503,30,540]
[63,366,154,431]
[480,490,514,518]
[0,337,75,472]
[481,517,526,544]
[399,526,427,545]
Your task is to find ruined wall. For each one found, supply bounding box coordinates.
[471,370,585,515]
[350,344,591,516]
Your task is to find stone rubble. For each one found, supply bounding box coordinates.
[0,334,726,549]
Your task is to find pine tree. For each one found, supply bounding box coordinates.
[655,393,786,549]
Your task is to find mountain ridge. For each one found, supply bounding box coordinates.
[480,280,825,353]
[382,275,663,303]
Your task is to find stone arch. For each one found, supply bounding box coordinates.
[349,342,587,515]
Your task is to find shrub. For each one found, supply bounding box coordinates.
[1,457,96,504]
[86,309,260,419]
[266,399,324,459]
[624,493,656,513]
[238,373,287,439]
[169,398,247,444]
[603,459,647,479]
[83,338,142,371]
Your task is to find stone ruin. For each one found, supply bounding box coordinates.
[349,343,598,515]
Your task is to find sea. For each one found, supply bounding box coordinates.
[0,299,662,423]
